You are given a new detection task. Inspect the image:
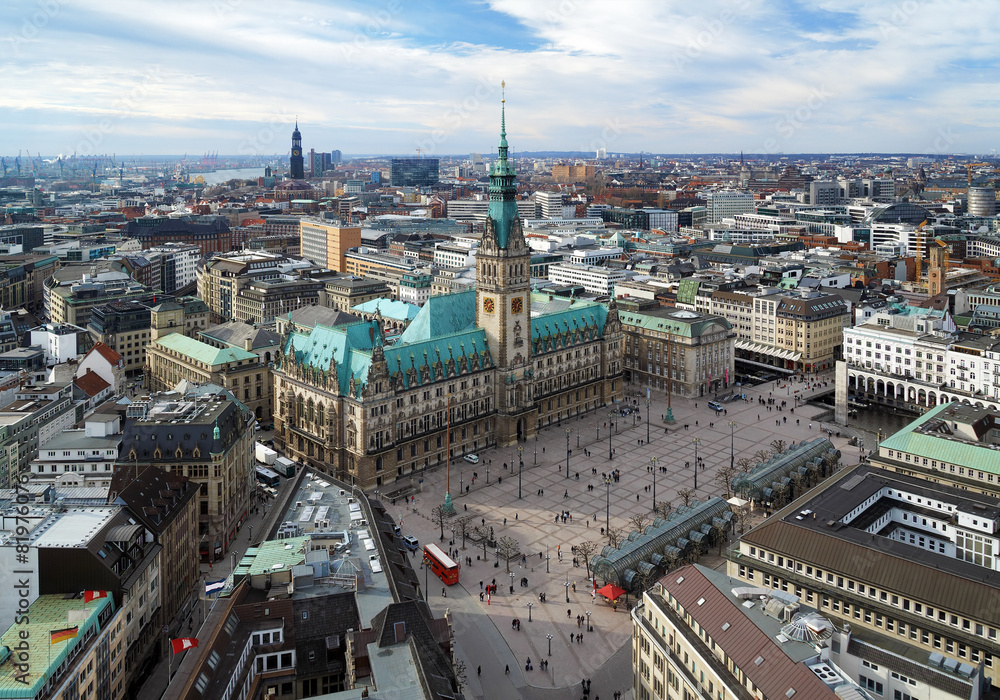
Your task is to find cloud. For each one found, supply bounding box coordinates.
[1,0,999,154]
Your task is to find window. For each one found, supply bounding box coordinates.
[859,675,884,695]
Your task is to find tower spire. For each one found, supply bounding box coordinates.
[500,80,507,146]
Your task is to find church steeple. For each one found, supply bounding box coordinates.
[487,81,519,249]
[290,119,304,179]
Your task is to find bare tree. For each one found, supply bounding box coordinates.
[456,514,476,550]
[663,547,680,572]
[715,462,739,499]
[472,524,491,561]
[752,449,773,465]
[431,505,447,541]
[628,512,651,534]
[606,526,625,548]
[677,487,695,508]
[736,457,755,474]
[576,540,600,581]
[653,500,673,520]
[496,535,521,574]
[709,521,729,555]
[769,439,788,455]
[732,502,753,535]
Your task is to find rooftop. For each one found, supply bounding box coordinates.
[0,594,114,697]
[152,332,258,366]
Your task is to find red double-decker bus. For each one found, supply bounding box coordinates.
[423,543,460,585]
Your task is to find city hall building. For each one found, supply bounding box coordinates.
[272,102,624,489]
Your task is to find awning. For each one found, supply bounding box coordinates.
[735,340,802,362]
[597,583,626,601]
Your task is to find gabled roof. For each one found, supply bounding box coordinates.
[660,565,836,699]
[74,369,111,398]
[89,341,122,366]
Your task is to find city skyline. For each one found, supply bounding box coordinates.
[2,0,999,157]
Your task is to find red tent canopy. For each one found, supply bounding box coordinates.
[597,583,626,601]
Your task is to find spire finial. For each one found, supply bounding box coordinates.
[500,80,507,140]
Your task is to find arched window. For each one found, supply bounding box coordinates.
[317,404,325,426]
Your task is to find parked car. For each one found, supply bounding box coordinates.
[464,454,480,464]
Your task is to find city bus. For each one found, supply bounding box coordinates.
[255,466,280,488]
[423,543,460,585]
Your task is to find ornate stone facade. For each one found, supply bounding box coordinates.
[271,97,623,490]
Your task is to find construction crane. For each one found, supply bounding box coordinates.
[914,220,929,281]
[966,162,990,190]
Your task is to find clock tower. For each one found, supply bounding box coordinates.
[476,85,535,445]
[289,120,305,179]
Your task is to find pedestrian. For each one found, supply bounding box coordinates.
[568,608,572,618]
[478,665,482,677]
[505,664,510,675]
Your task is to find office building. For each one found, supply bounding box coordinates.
[621,308,735,397]
[120,385,255,563]
[196,251,312,323]
[730,462,1000,686]
[298,218,362,271]
[547,263,627,295]
[390,158,439,187]
[121,216,232,257]
[634,563,986,700]
[88,300,152,374]
[145,332,272,421]
[43,267,149,328]
[706,190,755,224]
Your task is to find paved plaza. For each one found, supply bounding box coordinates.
[384,371,864,699]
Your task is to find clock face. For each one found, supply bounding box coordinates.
[483,297,495,313]
[511,297,523,314]
[292,149,300,156]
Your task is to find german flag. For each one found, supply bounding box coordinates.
[50,627,78,644]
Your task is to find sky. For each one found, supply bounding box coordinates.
[2,0,999,158]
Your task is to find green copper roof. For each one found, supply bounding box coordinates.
[530,299,609,348]
[0,594,114,697]
[879,402,1000,475]
[352,298,422,322]
[488,91,519,249]
[620,310,731,338]
[397,290,477,344]
[287,320,380,397]
[155,332,258,366]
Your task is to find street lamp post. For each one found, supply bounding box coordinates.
[534,435,537,465]
[486,467,490,484]
[546,634,553,656]
[527,601,533,622]
[729,421,736,472]
[608,410,615,460]
[586,610,592,632]
[565,579,571,603]
[605,475,613,532]
[518,446,523,499]
[460,471,463,493]
[693,437,700,491]
[546,554,550,573]
[645,395,650,445]
[510,572,514,593]
[650,457,658,511]
[565,429,572,480]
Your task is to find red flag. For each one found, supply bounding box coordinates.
[84,590,108,603]
[171,638,199,654]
